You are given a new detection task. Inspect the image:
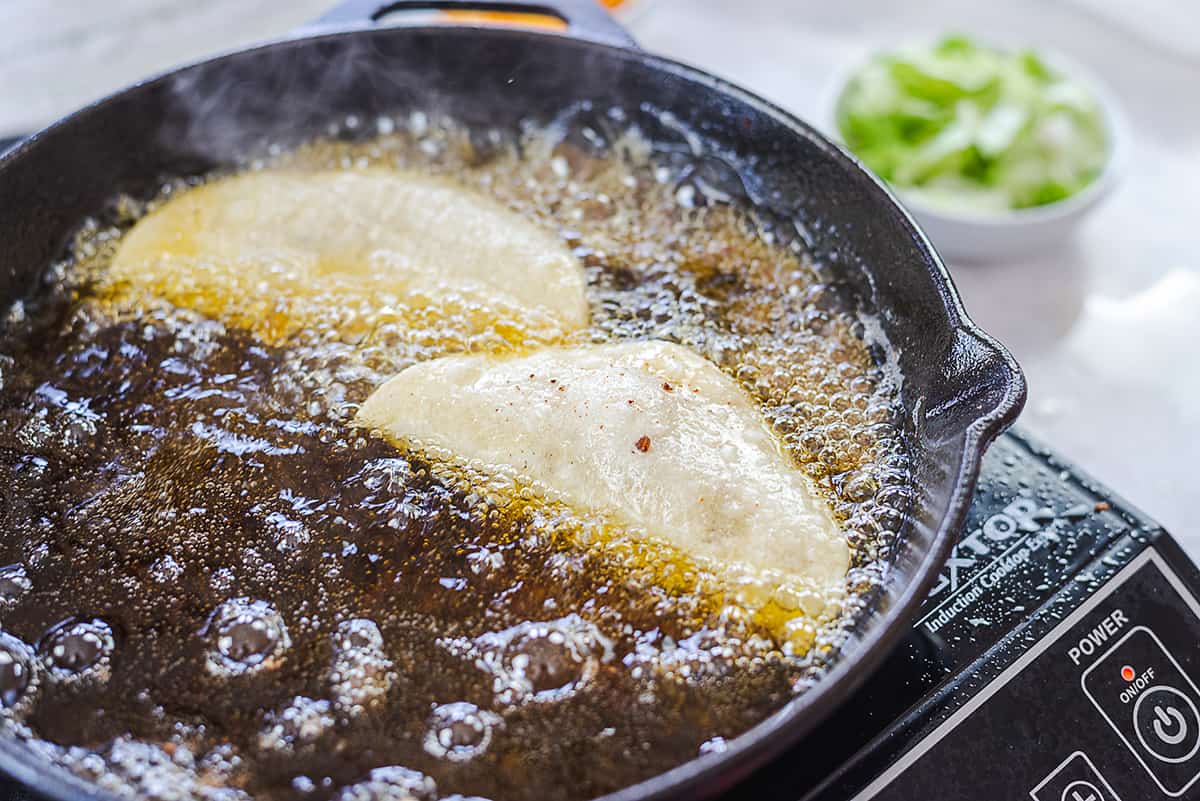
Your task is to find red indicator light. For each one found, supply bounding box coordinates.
[1121,665,1136,682]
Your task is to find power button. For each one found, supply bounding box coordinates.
[1134,686,1200,763]
[1082,626,1200,796]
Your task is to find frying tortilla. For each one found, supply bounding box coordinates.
[109,169,588,343]
[356,340,849,593]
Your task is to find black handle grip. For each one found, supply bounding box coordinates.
[312,0,636,48]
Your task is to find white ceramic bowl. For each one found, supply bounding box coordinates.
[822,42,1126,263]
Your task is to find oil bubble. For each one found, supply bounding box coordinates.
[93,737,252,801]
[204,598,290,675]
[329,618,394,715]
[16,387,104,461]
[335,765,437,801]
[840,471,878,503]
[40,618,114,680]
[149,555,183,585]
[258,696,335,752]
[635,629,741,683]
[511,633,584,697]
[0,564,31,606]
[0,632,37,709]
[423,702,501,762]
[292,776,317,794]
[454,615,613,704]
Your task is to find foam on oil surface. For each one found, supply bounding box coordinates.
[0,110,913,801]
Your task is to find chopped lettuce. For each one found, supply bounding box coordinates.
[836,35,1110,212]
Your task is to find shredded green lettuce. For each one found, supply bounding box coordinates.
[836,35,1109,212]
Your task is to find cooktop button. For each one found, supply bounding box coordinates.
[1134,686,1200,764]
[1081,625,1200,795]
[1029,752,1120,801]
[1060,780,1101,801]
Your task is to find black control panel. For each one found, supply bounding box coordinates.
[853,547,1200,800]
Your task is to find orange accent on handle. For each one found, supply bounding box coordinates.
[439,10,570,30]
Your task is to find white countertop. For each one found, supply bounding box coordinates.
[4,0,1199,551]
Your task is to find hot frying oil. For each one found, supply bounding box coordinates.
[0,113,913,801]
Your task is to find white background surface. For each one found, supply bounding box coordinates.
[3,0,1198,551]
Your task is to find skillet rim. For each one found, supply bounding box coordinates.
[0,21,1027,801]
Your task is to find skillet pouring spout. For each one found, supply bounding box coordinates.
[926,324,1027,450]
[952,319,1029,498]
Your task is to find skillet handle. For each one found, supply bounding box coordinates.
[312,0,637,48]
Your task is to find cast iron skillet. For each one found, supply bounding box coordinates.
[0,2,1026,799]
